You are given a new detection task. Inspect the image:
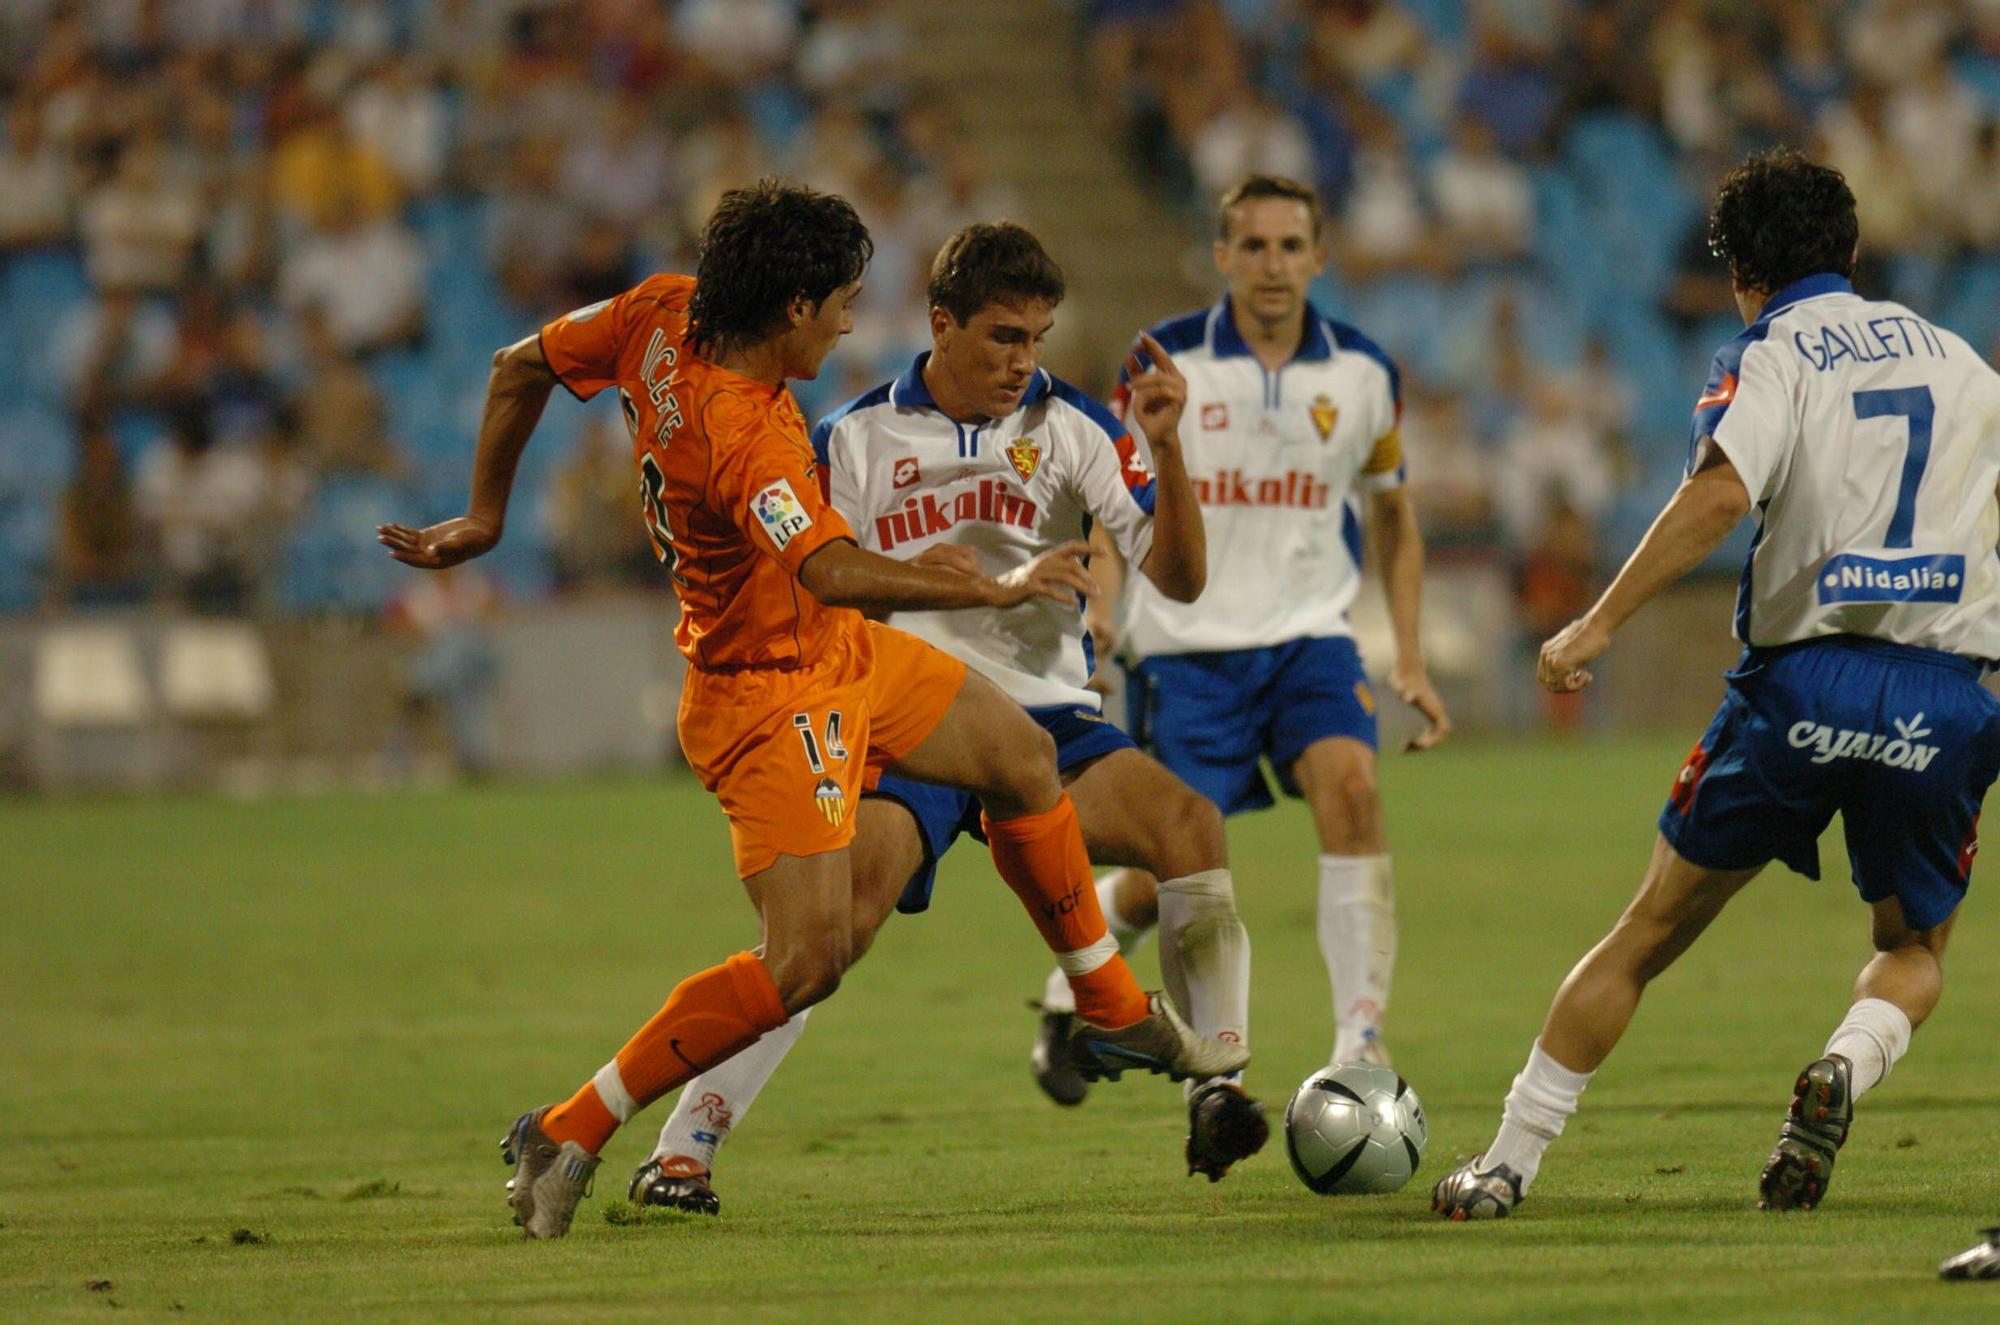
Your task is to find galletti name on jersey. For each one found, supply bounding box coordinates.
[1788,713,1941,771]
[1193,469,1335,509]
[874,478,1037,551]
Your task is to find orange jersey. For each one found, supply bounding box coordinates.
[540,274,860,671]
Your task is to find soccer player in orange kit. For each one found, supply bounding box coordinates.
[378,180,1247,1239]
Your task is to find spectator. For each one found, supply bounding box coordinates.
[279,203,427,357]
[1491,379,1618,553]
[133,417,268,613]
[558,88,673,230]
[346,54,451,198]
[488,133,585,312]
[386,565,502,778]
[545,415,658,591]
[54,285,177,414]
[1190,80,1316,202]
[286,308,403,479]
[0,98,75,253]
[78,134,204,292]
[52,419,142,607]
[269,100,401,234]
[1428,114,1533,265]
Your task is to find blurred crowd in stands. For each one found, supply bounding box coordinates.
[2,0,1997,713]
[0,0,1011,617]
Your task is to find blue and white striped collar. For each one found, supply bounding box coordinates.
[889,352,1053,414]
[1206,296,1334,363]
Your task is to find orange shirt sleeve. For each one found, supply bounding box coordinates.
[539,295,629,401]
[707,390,855,577]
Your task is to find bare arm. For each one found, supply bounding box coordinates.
[1366,483,1450,750]
[1124,332,1205,602]
[377,335,559,568]
[1539,441,1752,691]
[798,538,1097,613]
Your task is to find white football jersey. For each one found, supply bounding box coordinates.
[1118,298,1404,658]
[813,355,1159,709]
[1697,274,2000,658]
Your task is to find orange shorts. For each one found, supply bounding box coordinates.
[678,620,967,879]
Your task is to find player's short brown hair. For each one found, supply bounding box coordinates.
[926,222,1066,326]
[1218,174,1323,240]
[688,179,873,356]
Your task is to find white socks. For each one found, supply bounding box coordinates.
[1156,869,1250,1087]
[1825,997,1913,1098]
[1318,853,1396,1060]
[1482,1042,1593,1193]
[651,1007,812,1170]
[1040,872,1151,1016]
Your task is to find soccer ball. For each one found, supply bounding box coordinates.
[1284,1063,1427,1195]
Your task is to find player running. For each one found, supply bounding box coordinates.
[1434,149,2000,1221]
[628,221,1264,1217]
[1031,173,1449,1085]
[378,181,1246,1239]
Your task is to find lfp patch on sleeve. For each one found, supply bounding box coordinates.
[752,478,813,551]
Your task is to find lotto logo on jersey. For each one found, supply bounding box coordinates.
[752,479,813,551]
[892,457,921,489]
[1816,552,1965,605]
[1201,402,1229,430]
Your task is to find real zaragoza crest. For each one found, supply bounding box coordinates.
[1006,436,1042,482]
[1310,394,1339,442]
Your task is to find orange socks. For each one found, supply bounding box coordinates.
[983,795,1149,1030]
[541,951,787,1155]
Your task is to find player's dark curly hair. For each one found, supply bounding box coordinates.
[1706,149,1858,296]
[688,179,873,357]
[927,222,1066,325]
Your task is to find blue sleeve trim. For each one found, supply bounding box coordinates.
[1119,308,1209,387]
[811,380,894,467]
[1045,374,1128,445]
[1688,323,1772,470]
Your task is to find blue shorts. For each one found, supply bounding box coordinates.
[867,704,1138,914]
[1126,636,1378,816]
[1660,636,2000,931]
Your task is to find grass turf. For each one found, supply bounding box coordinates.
[4,735,1999,1323]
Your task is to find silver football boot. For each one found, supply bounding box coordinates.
[502,1108,602,1239]
[1068,992,1250,1083]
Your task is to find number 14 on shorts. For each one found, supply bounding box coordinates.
[793,710,850,826]
[792,710,849,775]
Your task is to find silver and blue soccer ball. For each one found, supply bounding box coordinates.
[1284,1063,1427,1195]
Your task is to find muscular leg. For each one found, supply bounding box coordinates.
[647,799,926,1183]
[1066,749,1247,1058]
[1290,736,1395,1061]
[1477,837,1760,1196]
[1816,900,1952,1103]
[535,850,847,1160]
[889,668,1149,1029]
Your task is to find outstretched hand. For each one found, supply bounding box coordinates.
[377,516,500,570]
[992,540,1098,608]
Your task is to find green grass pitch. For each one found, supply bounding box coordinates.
[5,736,2000,1323]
